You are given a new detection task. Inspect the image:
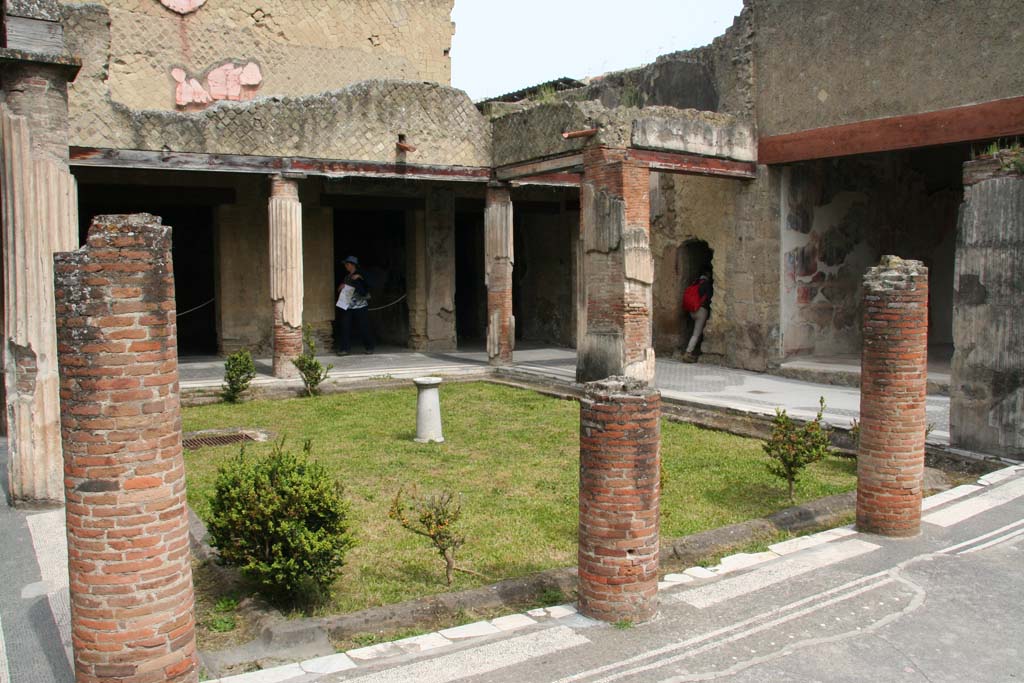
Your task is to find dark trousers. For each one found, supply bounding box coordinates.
[339,306,373,352]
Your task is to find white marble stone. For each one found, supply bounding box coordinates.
[922,484,983,511]
[714,551,779,574]
[300,653,357,674]
[683,566,717,579]
[978,466,1023,487]
[394,632,451,653]
[440,620,501,639]
[347,641,404,661]
[215,663,305,683]
[662,573,695,584]
[545,604,578,619]
[413,376,445,443]
[490,614,536,631]
[526,608,548,618]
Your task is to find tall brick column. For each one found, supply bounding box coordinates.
[577,148,655,384]
[54,214,199,683]
[269,175,304,377]
[578,377,661,623]
[485,185,514,365]
[857,255,929,537]
[1,50,81,505]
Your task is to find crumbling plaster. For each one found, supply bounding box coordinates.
[62,0,454,111]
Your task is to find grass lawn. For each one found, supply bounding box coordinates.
[183,381,855,615]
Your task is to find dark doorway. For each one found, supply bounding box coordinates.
[333,209,408,347]
[77,197,218,356]
[512,204,574,346]
[455,209,485,345]
[679,239,714,351]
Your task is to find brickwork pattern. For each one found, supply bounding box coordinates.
[578,147,654,384]
[857,256,929,537]
[578,377,661,623]
[53,213,198,682]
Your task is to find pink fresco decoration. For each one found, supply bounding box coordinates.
[159,0,207,15]
[172,61,262,109]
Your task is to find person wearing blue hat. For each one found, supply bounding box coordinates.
[336,255,374,355]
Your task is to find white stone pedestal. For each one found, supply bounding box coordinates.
[413,376,444,443]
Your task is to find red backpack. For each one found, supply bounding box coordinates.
[682,282,706,313]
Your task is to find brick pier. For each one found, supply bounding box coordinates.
[54,214,198,683]
[578,377,661,623]
[857,255,929,537]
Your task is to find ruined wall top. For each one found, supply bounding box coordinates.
[751,0,1023,137]
[8,0,62,20]
[491,100,750,167]
[62,0,454,113]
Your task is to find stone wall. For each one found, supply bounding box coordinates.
[62,0,453,113]
[651,166,779,371]
[62,3,488,166]
[779,152,961,357]
[951,159,1023,458]
[751,0,1023,137]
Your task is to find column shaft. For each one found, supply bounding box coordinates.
[1,99,78,504]
[485,186,514,365]
[578,377,661,623]
[577,148,654,384]
[269,176,303,378]
[54,214,198,683]
[857,256,929,537]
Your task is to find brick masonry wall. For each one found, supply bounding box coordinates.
[578,377,661,623]
[857,255,928,537]
[54,213,198,682]
[578,147,654,383]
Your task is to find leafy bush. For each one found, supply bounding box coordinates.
[292,325,332,397]
[389,487,465,586]
[207,439,355,603]
[763,396,834,502]
[222,349,256,403]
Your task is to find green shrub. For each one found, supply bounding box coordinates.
[292,325,332,396]
[389,487,465,586]
[763,396,834,502]
[207,439,355,604]
[222,349,256,403]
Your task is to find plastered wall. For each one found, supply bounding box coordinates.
[751,0,1023,136]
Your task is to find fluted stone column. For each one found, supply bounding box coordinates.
[0,50,81,505]
[485,185,514,365]
[577,148,655,384]
[268,175,303,378]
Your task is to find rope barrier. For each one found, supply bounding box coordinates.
[177,298,214,318]
[367,293,407,311]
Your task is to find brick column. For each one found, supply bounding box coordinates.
[578,377,661,623]
[577,148,654,384]
[485,185,514,365]
[269,175,303,377]
[857,255,929,537]
[54,214,199,683]
[1,53,81,505]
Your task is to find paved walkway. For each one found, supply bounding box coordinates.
[181,346,952,444]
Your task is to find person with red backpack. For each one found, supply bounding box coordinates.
[681,269,713,363]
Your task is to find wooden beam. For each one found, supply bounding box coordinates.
[69,147,491,183]
[510,172,581,187]
[495,153,584,181]
[758,96,1024,165]
[625,149,757,179]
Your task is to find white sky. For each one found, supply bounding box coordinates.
[450,0,744,101]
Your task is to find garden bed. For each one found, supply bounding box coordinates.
[183,382,856,622]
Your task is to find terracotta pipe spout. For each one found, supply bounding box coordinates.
[562,127,599,140]
[397,141,417,153]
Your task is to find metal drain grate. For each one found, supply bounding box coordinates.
[183,432,255,451]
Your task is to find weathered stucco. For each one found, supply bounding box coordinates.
[779,152,961,357]
[951,163,1023,458]
[63,0,454,112]
[752,0,1024,137]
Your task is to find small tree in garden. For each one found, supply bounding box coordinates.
[208,439,355,604]
[222,348,256,402]
[292,325,332,396]
[763,396,834,502]
[389,487,465,586]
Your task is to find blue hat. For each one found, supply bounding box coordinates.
[343,255,359,265]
